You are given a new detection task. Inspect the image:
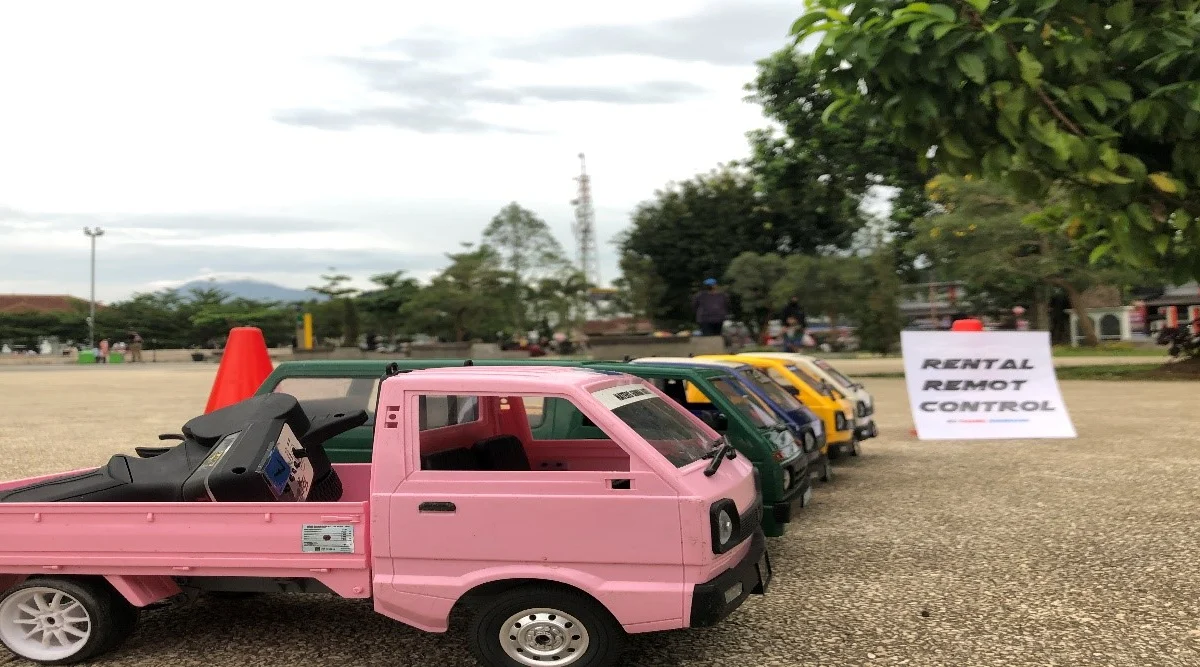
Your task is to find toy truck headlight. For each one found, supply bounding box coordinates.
[709,498,741,554]
[717,510,734,543]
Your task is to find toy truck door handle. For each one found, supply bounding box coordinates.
[418,501,457,513]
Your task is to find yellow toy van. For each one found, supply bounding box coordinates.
[699,354,860,458]
[740,352,878,442]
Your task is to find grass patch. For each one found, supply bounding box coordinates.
[855,360,1199,381]
[1050,342,1168,357]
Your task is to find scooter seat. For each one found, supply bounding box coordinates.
[0,394,362,504]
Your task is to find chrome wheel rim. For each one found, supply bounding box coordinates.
[500,607,590,666]
[0,587,92,662]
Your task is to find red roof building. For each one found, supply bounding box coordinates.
[0,294,95,314]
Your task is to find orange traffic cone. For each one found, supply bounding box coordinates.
[204,327,275,413]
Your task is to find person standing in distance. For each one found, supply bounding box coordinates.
[780,296,807,335]
[692,278,730,337]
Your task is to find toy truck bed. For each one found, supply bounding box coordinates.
[0,463,373,605]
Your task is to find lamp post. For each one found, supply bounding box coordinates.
[83,226,105,348]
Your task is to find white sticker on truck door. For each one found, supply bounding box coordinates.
[592,383,657,410]
[302,525,355,553]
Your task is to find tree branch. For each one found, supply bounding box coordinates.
[956,1,1085,136]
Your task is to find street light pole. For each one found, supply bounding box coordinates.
[83,226,105,348]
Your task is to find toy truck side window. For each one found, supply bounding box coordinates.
[415,392,631,473]
[650,377,729,433]
[272,376,381,424]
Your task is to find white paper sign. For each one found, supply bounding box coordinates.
[900,330,1076,440]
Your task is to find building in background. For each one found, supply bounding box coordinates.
[900,281,970,330]
[0,294,93,315]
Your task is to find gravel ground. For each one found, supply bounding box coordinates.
[1,366,1198,667]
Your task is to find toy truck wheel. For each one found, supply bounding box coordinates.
[819,458,834,483]
[468,587,626,667]
[0,578,136,665]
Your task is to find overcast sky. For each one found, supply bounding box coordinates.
[0,0,809,303]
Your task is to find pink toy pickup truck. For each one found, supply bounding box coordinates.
[0,366,770,667]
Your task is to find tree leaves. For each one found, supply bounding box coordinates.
[789,10,828,37]
[1016,48,1044,86]
[1149,172,1180,194]
[1089,242,1113,264]
[1098,80,1133,103]
[791,0,1200,282]
[1085,167,1134,185]
[940,133,973,159]
[956,53,987,84]
[927,4,959,22]
[1105,0,1134,27]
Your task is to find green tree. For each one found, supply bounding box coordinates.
[852,239,904,355]
[609,250,667,330]
[189,297,293,345]
[771,253,864,329]
[356,270,421,340]
[619,165,790,327]
[909,175,1157,345]
[400,244,508,342]
[308,268,360,345]
[724,252,787,335]
[745,49,933,270]
[791,0,1200,282]
[525,269,591,333]
[482,202,571,331]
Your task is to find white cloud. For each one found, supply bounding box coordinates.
[0,0,803,302]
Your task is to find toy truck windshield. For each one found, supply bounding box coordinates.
[745,368,807,412]
[591,382,712,468]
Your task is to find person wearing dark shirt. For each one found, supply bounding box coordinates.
[692,278,730,337]
[780,296,807,331]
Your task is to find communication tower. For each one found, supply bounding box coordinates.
[571,153,600,287]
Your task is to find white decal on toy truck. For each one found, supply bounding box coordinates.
[275,426,314,501]
[302,525,354,553]
[592,383,657,410]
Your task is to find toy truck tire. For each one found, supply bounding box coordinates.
[467,586,627,667]
[0,577,138,665]
[819,457,834,483]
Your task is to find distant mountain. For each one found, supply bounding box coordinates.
[175,279,328,303]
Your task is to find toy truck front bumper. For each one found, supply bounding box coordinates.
[689,529,771,627]
[772,460,814,525]
[854,419,878,441]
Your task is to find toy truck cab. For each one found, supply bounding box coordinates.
[628,356,832,484]
[0,367,769,667]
